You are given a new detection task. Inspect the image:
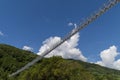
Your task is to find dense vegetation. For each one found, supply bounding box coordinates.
[0,44,36,80]
[0,44,120,80]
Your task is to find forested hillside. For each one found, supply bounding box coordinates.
[0,44,120,80]
[0,44,36,80]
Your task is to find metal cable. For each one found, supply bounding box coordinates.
[9,0,120,77]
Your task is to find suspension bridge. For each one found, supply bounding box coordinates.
[9,0,120,77]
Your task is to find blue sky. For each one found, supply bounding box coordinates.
[0,0,120,63]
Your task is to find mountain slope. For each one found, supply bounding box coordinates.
[0,44,36,79]
[0,44,120,80]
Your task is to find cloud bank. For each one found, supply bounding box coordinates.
[37,33,87,62]
[36,26,120,70]
[23,46,33,52]
[96,45,120,70]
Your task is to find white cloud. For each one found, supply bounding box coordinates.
[68,22,77,29]
[23,46,33,51]
[96,45,120,70]
[0,31,4,36]
[68,22,74,26]
[74,23,77,28]
[37,33,87,62]
[113,59,120,70]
